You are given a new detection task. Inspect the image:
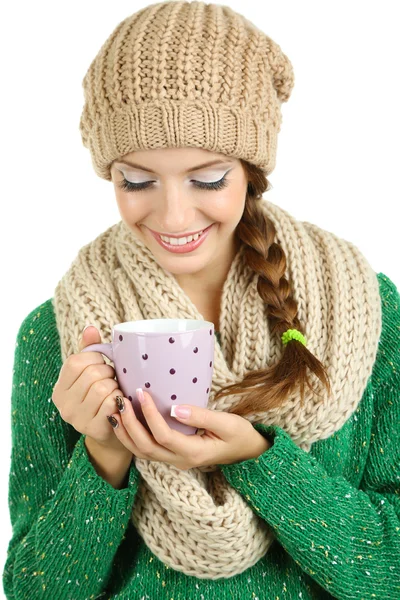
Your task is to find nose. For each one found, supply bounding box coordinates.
[155,188,198,234]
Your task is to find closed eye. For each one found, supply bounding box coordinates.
[117,174,229,193]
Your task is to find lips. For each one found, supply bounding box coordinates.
[149,222,215,253]
[150,224,213,239]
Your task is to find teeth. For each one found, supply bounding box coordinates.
[160,231,203,245]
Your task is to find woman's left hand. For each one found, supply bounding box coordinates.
[109,390,271,470]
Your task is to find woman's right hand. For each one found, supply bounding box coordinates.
[52,325,131,453]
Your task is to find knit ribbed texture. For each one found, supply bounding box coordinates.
[78,0,294,180]
[3,272,399,598]
[50,197,383,579]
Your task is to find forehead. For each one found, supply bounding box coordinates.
[113,148,237,172]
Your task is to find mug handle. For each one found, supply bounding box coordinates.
[80,343,114,362]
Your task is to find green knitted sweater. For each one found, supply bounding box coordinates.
[2,272,400,600]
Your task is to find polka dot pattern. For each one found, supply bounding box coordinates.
[118,328,214,402]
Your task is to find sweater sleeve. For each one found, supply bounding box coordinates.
[2,303,141,600]
[219,272,400,600]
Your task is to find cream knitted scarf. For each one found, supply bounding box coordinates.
[53,197,382,579]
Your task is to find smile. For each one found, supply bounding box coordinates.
[148,223,215,254]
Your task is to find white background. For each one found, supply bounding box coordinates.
[1,1,399,596]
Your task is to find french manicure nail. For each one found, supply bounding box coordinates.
[136,387,146,405]
[171,405,191,418]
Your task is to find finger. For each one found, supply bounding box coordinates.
[170,401,245,441]
[55,349,106,394]
[78,325,101,352]
[115,397,177,462]
[137,391,208,456]
[107,412,142,456]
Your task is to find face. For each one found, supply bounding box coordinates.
[110,147,248,296]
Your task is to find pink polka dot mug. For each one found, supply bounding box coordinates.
[81,319,215,435]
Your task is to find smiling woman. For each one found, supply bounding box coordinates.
[4,0,399,598]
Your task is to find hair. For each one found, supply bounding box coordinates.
[214,159,332,418]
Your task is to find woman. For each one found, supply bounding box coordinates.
[3,1,399,598]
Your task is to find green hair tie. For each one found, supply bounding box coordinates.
[281,328,307,347]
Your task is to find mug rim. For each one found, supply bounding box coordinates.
[113,318,214,334]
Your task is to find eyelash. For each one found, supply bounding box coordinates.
[117,174,229,193]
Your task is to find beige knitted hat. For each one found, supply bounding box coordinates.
[78,0,295,181]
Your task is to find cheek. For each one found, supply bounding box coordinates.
[211,189,246,222]
[115,190,146,223]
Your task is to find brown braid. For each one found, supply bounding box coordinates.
[214,159,332,417]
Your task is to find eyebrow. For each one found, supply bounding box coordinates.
[114,158,234,173]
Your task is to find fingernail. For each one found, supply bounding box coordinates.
[136,387,146,405]
[115,395,125,413]
[171,405,191,419]
[83,324,96,333]
[107,415,118,428]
